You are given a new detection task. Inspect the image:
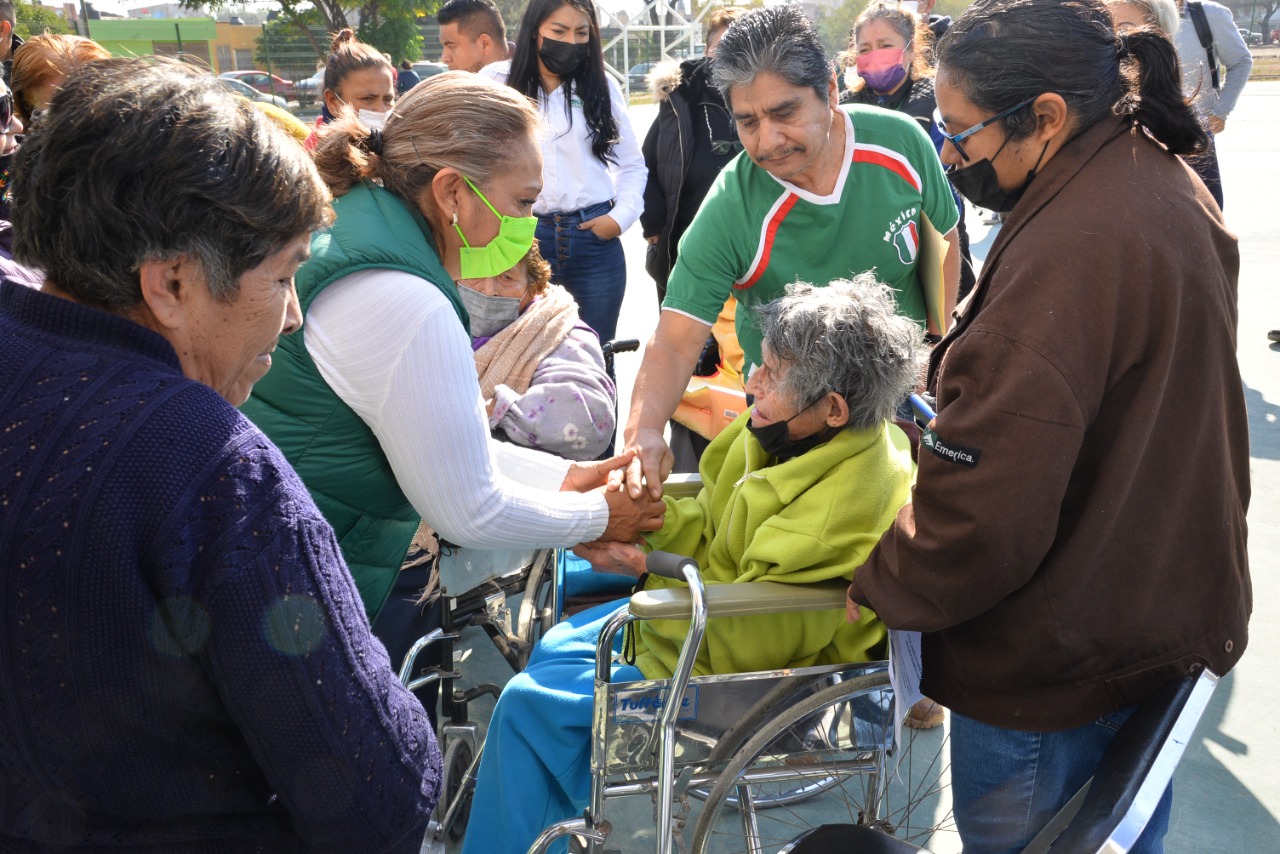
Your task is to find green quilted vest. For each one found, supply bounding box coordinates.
[241,180,469,623]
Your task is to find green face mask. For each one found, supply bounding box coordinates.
[452,175,538,280]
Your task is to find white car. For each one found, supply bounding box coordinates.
[215,76,289,110]
[296,68,326,93]
[295,68,325,105]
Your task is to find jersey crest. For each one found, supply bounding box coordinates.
[892,220,920,264]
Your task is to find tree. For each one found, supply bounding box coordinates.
[15,0,73,39]
[358,0,429,63]
[193,1,440,63]
[257,18,326,81]
[1221,0,1278,44]
[492,0,527,36]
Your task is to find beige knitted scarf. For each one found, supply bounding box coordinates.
[474,284,581,402]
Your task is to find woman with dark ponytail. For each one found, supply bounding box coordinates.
[481,0,646,342]
[846,1,1250,851]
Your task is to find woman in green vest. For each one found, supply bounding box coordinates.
[241,73,664,708]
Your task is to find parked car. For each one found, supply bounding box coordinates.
[411,61,448,80]
[1237,27,1263,44]
[296,68,325,93]
[627,62,657,91]
[219,70,298,103]
[295,68,325,105]
[215,76,289,110]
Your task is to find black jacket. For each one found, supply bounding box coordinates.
[639,58,738,294]
[841,74,937,139]
[2,32,23,88]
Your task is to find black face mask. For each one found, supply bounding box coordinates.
[539,37,589,78]
[947,133,1050,214]
[746,400,839,463]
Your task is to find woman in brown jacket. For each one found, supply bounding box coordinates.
[846,0,1251,851]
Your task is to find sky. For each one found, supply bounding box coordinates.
[84,0,645,16]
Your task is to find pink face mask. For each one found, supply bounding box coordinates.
[856,47,909,95]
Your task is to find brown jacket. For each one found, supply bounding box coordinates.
[848,117,1251,731]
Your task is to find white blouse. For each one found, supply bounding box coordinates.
[480,60,647,232]
[304,268,610,549]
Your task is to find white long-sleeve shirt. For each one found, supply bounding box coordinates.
[1174,0,1253,120]
[480,61,648,232]
[304,269,609,549]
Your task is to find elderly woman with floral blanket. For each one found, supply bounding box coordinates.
[464,242,615,460]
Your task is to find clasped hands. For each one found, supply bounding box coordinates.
[561,450,662,576]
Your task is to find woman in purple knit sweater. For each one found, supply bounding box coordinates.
[0,58,440,851]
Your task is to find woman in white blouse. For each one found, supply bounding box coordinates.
[481,0,646,343]
[241,74,663,713]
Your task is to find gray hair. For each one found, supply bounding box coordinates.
[756,274,925,432]
[711,4,832,107]
[1105,0,1180,35]
[12,56,332,310]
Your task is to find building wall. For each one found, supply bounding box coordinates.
[213,21,263,73]
[84,18,217,68]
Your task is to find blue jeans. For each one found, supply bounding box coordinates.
[461,601,641,854]
[1187,133,1223,210]
[951,707,1173,854]
[536,202,627,342]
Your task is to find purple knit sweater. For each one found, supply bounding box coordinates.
[0,280,440,851]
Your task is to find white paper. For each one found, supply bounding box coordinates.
[889,628,925,756]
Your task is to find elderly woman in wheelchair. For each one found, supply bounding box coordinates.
[461,273,926,854]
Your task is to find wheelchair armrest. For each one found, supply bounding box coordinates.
[628,579,848,621]
[661,473,703,499]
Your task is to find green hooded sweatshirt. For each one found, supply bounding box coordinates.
[636,412,913,679]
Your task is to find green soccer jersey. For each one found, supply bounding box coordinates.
[663,105,959,374]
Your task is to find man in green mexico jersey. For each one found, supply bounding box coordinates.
[624,4,960,496]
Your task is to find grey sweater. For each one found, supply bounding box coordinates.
[1174,0,1253,120]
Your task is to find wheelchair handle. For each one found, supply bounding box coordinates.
[646,550,699,580]
[601,338,641,358]
[909,392,937,424]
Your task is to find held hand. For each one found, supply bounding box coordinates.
[846,586,862,623]
[572,539,647,577]
[579,214,622,241]
[1207,115,1226,135]
[623,426,674,500]
[645,234,659,245]
[562,450,635,493]
[600,485,666,542]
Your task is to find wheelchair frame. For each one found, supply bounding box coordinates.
[527,552,952,854]
[399,545,561,847]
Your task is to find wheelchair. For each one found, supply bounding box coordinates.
[526,548,1219,854]
[397,336,643,848]
[398,543,561,848]
[525,547,954,854]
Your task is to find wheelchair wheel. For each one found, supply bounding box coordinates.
[689,672,955,854]
[437,737,475,841]
[512,548,557,669]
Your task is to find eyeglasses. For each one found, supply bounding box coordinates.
[703,102,743,157]
[933,96,1036,162]
[711,139,744,156]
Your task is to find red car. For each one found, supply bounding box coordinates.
[218,70,297,103]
